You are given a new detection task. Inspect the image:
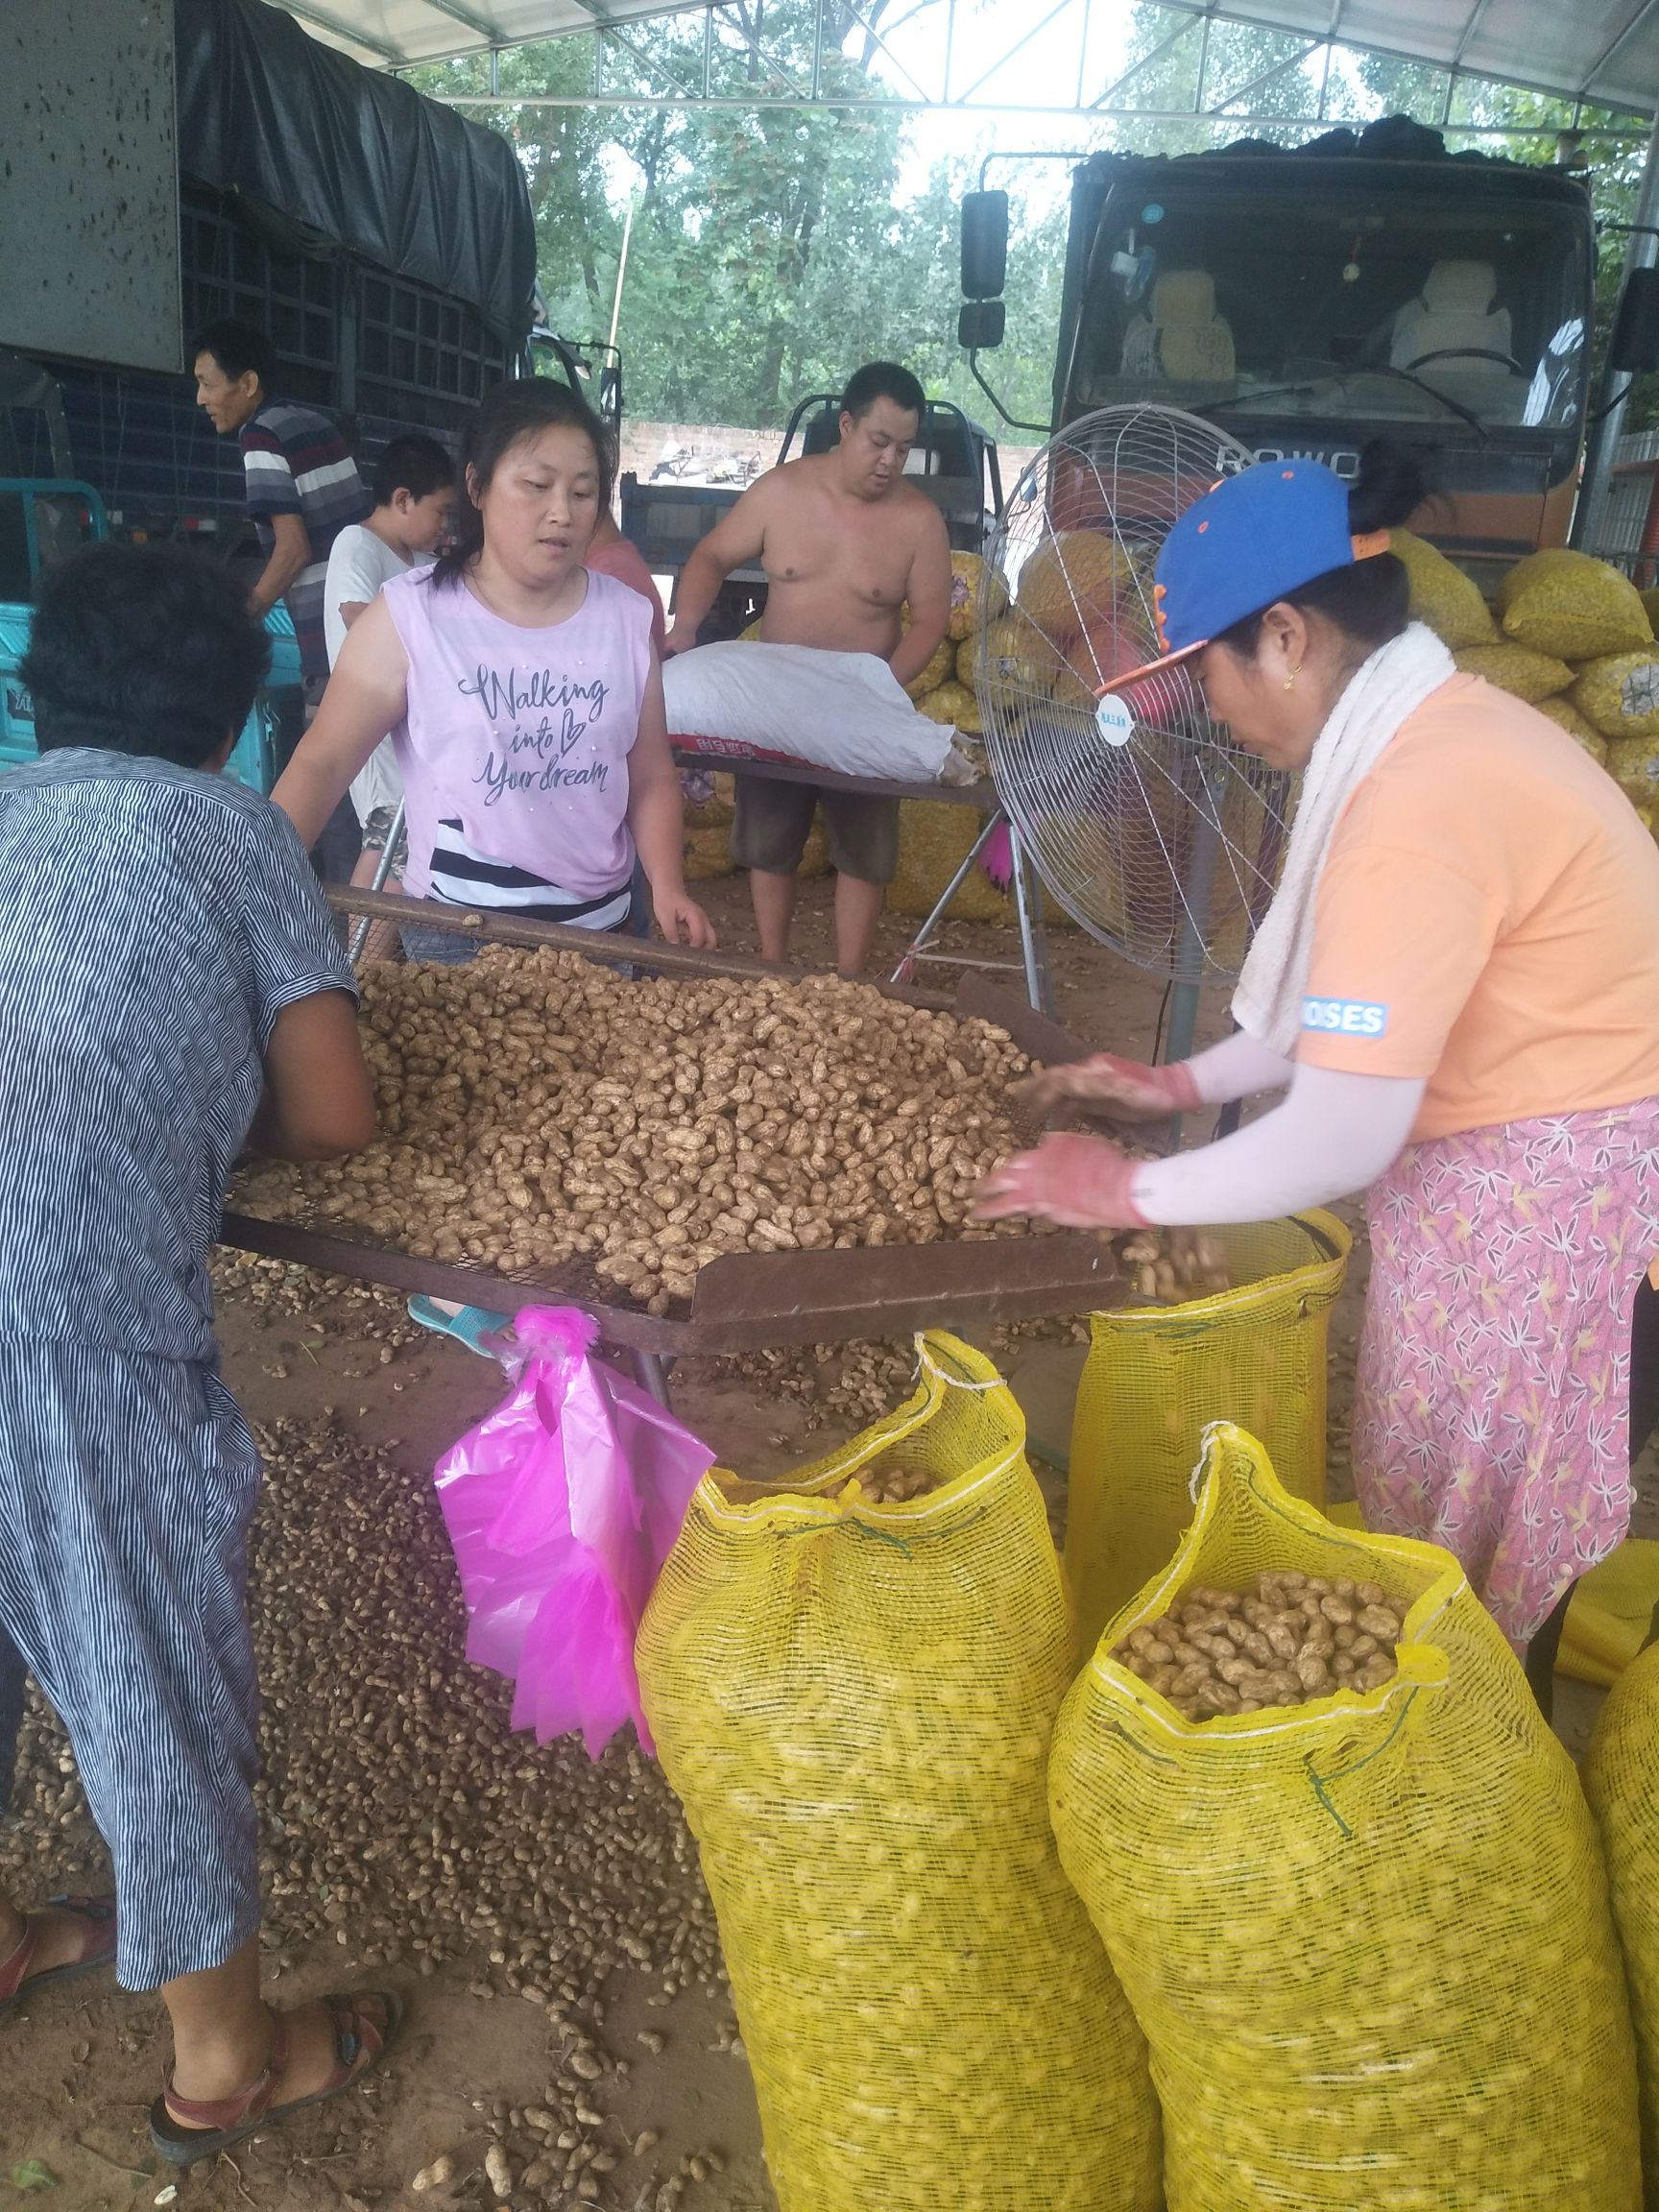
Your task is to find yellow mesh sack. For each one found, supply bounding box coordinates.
[1563,1537,1659,1686]
[1454,640,1573,701]
[902,637,955,699]
[1584,1639,1659,2203]
[1050,1423,1642,2212]
[1575,658,1659,744]
[1499,548,1653,660]
[1390,528,1497,649]
[682,772,735,880]
[886,800,1009,923]
[1535,692,1610,763]
[1067,1211,1350,1653]
[637,1334,1162,2212]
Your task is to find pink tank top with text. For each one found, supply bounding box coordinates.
[379,565,652,904]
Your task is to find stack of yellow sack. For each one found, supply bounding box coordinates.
[905,552,1007,737]
[682,770,737,880]
[1496,549,1659,795]
[1400,532,1659,800]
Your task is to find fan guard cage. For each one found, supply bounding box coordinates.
[976,405,1292,981]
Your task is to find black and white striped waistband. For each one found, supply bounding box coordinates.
[427,818,633,933]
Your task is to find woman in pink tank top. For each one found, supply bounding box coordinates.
[272,381,713,952]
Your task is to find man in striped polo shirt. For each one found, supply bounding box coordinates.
[193,320,369,877]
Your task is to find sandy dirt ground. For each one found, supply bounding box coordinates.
[0,873,1623,2208]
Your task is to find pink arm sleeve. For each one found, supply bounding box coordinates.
[1130,1064,1426,1226]
[1182,1030,1297,1106]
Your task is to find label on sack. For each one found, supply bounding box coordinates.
[1302,995,1388,1038]
[1622,662,1659,720]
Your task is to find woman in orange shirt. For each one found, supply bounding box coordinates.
[978,447,1659,1709]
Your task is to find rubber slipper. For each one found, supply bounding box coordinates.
[148,1987,402,2168]
[0,1893,117,2015]
[406,1296,515,1358]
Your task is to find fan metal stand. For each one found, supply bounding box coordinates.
[349,801,408,963]
[889,808,1055,1016]
[1157,759,1228,1146]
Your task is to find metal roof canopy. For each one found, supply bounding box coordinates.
[281,0,1659,122]
[281,0,703,72]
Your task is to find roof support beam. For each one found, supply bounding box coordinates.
[414,0,505,41]
[839,0,933,102]
[1580,0,1659,96]
[601,19,705,97]
[443,89,1641,136]
[283,0,406,63]
[1091,19,1194,111]
[1451,0,1495,69]
[1208,37,1319,115]
[950,0,1073,106]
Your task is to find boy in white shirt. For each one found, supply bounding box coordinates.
[323,435,452,900]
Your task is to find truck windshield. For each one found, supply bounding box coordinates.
[1069,178,1590,436]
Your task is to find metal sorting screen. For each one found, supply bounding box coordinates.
[977,405,1293,981]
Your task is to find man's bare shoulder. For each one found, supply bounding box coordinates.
[886,477,951,544]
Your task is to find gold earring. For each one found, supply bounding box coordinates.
[1283,663,1302,691]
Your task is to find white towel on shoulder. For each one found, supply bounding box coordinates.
[1232,620,1455,1057]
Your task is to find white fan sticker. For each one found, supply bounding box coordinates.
[1094,694,1134,747]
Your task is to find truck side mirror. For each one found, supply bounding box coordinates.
[961,191,1009,302]
[958,301,1006,351]
[1612,266,1659,373]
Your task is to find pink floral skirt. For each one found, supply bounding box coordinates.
[1354,1097,1659,1647]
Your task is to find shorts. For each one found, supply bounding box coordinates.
[360,805,399,857]
[731,778,900,886]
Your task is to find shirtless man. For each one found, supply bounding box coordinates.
[662,361,951,977]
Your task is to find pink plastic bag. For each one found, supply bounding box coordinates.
[432,1306,714,1758]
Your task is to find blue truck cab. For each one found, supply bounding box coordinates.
[0,476,297,790]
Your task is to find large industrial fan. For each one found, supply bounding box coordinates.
[975,405,1291,1058]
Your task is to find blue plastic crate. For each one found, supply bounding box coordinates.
[0,601,297,794]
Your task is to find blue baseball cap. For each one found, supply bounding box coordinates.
[1099,458,1390,696]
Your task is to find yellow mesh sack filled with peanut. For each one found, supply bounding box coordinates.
[1454,641,1573,702]
[682,770,736,880]
[1584,1636,1659,2207]
[886,799,1009,923]
[637,1334,1162,2212]
[1499,548,1652,661]
[1067,1211,1349,1653]
[1571,653,1659,743]
[1050,1423,1642,2212]
[1535,693,1609,762]
[1390,528,1496,649]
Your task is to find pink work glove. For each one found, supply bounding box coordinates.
[974,1131,1150,1231]
[1011,1050,1200,1128]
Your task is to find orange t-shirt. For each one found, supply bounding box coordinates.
[1298,673,1659,1142]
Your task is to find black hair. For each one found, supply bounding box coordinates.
[20,541,269,769]
[839,360,926,424]
[372,433,455,510]
[190,318,277,396]
[433,378,614,589]
[1215,441,1432,659]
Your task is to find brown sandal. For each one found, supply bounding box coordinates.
[147,1988,401,2168]
[0,1893,117,2015]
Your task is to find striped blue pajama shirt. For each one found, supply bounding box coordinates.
[0,750,352,1989]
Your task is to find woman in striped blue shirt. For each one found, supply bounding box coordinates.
[0,544,395,2165]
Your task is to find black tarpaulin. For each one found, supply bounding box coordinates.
[175,0,536,340]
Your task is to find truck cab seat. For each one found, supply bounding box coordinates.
[1120,271,1236,385]
[1390,260,1513,375]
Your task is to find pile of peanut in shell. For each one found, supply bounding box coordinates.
[1113,1572,1406,1721]
[235,950,1033,1316]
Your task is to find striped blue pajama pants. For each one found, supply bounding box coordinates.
[0,1343,262,1990]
